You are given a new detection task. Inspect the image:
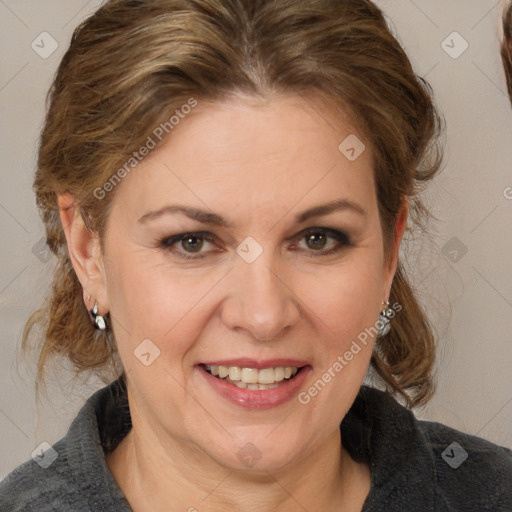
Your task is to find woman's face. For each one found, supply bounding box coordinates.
[94,94,404,472]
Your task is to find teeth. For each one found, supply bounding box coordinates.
[258,368,275,384]
[228,367,241,381]
[241,368,259,384]
[223,378,280,390]
[274,367,285,381]
[204,364,300,386]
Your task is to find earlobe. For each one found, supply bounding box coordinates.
[57,193,109,314]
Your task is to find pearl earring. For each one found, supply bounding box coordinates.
[377,300,394,338]
[91,302,106,330]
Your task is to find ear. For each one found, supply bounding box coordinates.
[382,198,408,300]
[57,193,109,315]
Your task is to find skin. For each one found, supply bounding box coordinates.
[58,93,407,512]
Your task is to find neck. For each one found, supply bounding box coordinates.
[107,421,369,512]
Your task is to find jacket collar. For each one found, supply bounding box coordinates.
[67,377,437,510]
[341,385,437,510]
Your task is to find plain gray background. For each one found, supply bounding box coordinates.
[1,0,511,480]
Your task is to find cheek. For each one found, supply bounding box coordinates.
[294,256,384,342]
[104,248,224,352]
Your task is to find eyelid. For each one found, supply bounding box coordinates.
[296,226,351,242]
[160,231,218,259]
[160,230,216,246]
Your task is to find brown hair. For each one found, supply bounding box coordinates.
[502,1,512,103]
[23,0,443,407]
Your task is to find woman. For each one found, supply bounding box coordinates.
[0,0,510,510]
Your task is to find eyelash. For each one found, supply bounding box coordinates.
[159,228,352,260]
[160,231,217,260]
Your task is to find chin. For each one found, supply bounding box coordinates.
[201,430,305,474]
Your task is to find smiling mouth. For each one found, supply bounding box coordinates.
[202,364,302,390]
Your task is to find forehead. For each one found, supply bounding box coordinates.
[110,93,377,223]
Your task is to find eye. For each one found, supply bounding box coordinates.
[180,235,205,252]
[305,232,329,250]
[293,228,352,256]
[160,231,217,259]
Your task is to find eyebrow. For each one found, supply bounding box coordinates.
[294,199,367,223]
[138,205,232,227]
[137,199,366,227]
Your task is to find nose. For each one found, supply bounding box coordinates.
[220,256,300,341]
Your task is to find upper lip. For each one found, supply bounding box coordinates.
[199,358,310,369]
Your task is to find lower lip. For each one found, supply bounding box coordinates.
[197,365,312,409]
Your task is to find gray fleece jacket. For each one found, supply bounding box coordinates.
[0,377,511,511]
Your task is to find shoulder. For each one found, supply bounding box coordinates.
[0,438,78,511]
[0,378,132,511]
[345,386,512,511]
[418,420,512,510]
[0,438,128,512]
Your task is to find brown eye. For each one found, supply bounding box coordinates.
[305,232,327,250]
[293,227,352,256]
[160,231,217,259]
[181,235,204,252]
